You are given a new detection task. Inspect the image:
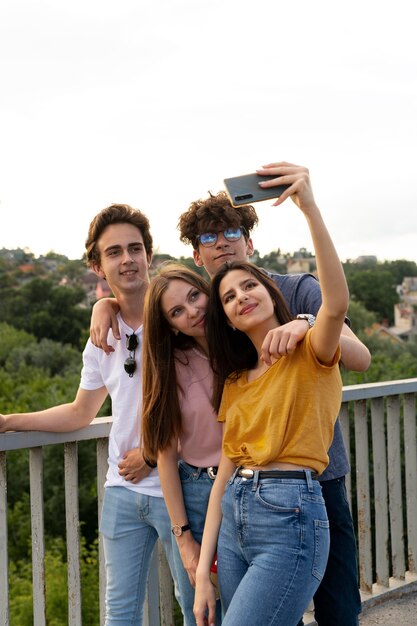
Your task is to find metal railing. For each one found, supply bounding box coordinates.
[1,380,417,625]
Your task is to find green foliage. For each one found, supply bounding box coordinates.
[9,558,34,625]
[342,335,417,386]
[7,492,32,562]
[0,323,81,414]
[380,259,417,284]
[0,278,91,348]
[347,269,399,324]
[347,300,377,335]
[175,256,207,276]
[255,249,288,273]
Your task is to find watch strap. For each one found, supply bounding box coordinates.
[296,313,316,328]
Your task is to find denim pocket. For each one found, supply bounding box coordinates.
[255,483,301,513]
[312,518,330,581]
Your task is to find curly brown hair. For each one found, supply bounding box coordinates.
[177,191,259,249]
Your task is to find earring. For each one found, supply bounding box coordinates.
[172,329,179,336]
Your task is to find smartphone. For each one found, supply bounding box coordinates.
[223,172,290,207]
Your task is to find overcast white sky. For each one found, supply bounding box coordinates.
[1,0,416,263]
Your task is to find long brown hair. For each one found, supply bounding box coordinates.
[141,263,210,462]
[206,261,293,410]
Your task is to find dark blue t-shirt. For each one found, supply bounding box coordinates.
[269,271,350,481]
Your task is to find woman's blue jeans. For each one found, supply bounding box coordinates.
[172,460,222,626]
[218,470,330,626]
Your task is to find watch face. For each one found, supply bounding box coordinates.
[172,523,190,537]
[172,525,181,537]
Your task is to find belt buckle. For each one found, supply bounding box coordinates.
[207,466,217,480]
[239,468,254,479]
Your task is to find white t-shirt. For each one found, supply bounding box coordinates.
[80,313,162,497]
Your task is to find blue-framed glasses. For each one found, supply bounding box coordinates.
[197,227,244,248]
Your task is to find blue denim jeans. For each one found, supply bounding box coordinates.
[99,486,179,626]
[297,476,361,626]
[172,460,222,626]
[218,470,329,626]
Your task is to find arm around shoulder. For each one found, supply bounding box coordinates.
[90,297,121,354]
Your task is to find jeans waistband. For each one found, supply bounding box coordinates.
[182,461,218,479]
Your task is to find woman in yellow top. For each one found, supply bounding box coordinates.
[193,162,350,626]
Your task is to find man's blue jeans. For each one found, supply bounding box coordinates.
[99,486,179,626]
[217,470,329,626]
[297,476,361,626]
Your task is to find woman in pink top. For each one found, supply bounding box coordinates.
[141,263,223,626]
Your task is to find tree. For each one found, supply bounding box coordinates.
[347,270,399,325]
[381,259,417,284]
[347,300,377,336]
[0,279,91,347]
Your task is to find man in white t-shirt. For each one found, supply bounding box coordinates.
[0,204,181,625]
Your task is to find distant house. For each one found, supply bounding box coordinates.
[365,323,404,344]
[388,277,417,341]
[81,271,112,304]
[96,279,112,300]
[355,255,378,265]
[286,258,317,275]
[18,263,35,274]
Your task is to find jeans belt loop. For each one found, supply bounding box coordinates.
[252,470,260,491]
[305,469,314,492]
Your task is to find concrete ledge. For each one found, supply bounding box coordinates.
[360,572,417,612]
[303,572,417,625]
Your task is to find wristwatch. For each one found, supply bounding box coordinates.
[296,313,316,328]
[171,523,191,537]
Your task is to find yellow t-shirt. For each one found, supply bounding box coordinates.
[218,331,342,476]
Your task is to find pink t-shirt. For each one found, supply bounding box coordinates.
[175,347,222,467]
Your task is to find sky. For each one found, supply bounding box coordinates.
[1,0,416,264]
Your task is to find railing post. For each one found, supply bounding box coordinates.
[386,396,406,579]
[29,447,46,625]
[158,541,174,626]
[64,442,82,626]
[0,451,9,626]
[339,402,352,506]
[145,546,161,626]
[403,393,417,573]
[96,438,108,626]
[354,398,372,593]
[370,397,389,587]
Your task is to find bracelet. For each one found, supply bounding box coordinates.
[143,455,157,469]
